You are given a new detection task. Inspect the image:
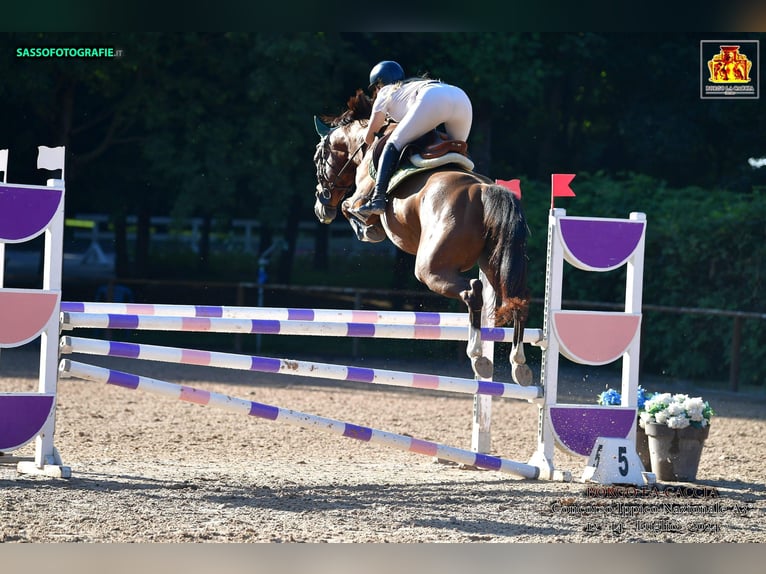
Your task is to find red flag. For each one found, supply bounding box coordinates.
[495,178,521,200]
[551,173,576,208]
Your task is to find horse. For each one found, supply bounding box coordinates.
[312,89,532,385]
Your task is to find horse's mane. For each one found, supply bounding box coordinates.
[319,89,372,128]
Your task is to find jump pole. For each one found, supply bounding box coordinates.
[60,312,544,345]
[59,359,540,479]
[61,302,471,326]
[60,336,542,402]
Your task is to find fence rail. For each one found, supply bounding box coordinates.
[65,213,393,260]
[88,279,764,392]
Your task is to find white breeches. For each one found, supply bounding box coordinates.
[387,84,473,150]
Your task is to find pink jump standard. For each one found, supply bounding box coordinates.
[0,148,67,477]
[529,209,651,485]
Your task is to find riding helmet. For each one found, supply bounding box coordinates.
[368,60,405,89]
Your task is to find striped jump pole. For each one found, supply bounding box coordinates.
[60,312,544,345]
[59,359,540,479]
[61,302,471,327]
[60,336,542,402]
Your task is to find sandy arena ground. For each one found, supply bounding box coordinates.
[1,346,764,543]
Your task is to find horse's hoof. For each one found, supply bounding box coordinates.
[512,363,534,387]
[363,224,387,243]
[471,356,494,379]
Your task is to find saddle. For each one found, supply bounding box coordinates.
[371,130,475,176]
[416,133,469,159]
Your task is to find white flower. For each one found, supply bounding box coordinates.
[641,392,713,429]
[667,402,686,417]
[667,415,690,429]
[639,412,654,427]
[685,397,706,421]
[653,393,673,406]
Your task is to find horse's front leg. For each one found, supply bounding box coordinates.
[341,198,386,243]
[459,278,493,379]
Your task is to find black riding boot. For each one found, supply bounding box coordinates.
[357,142,399,217]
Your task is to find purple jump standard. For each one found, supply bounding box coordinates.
[0,184,64,243]
[59,359,540,480]
[0,393,56,451]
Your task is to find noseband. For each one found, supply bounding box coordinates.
[315,134,365,207]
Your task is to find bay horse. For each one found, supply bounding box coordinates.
[313,90,532,385]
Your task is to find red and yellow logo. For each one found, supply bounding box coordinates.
[707,45,752,83]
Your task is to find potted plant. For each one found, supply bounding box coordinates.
[597,386,654,470]
[638,393,715,482]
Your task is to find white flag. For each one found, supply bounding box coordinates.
[0,149,7,183]
[37,146,66,178]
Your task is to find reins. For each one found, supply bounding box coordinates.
[316,137,366,205]
[315,111,393,207]
[334,141,366,184]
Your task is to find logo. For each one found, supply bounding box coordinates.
[701,40,759,99]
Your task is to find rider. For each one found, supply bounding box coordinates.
[356,60,474,218]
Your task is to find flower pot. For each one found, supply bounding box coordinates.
[635,424,652,471]
[645,423,710,482]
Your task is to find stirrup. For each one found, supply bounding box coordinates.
[357,197,386,216]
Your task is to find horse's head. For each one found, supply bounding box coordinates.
[313,122,359,224]
[312,90,372,224]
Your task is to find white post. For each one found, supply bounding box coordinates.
[621,212,646,442]
[0,150,6,363]
[471,270,495,454]
[0,149,7,292]
[37,179,66,468]
[528,208,566,479]
[16,179,70,477]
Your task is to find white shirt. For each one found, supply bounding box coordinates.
[371,80,437,122]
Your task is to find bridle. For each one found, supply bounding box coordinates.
[314,132,365,207]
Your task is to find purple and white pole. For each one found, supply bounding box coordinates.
[60,313,544,345]
[61,302,470,326]
[60,336,542,402]
[59,359,540,479]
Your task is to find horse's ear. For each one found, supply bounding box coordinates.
[314,116,333,137]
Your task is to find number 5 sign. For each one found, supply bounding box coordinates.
[582,437,655,485]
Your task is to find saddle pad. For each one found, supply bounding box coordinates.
[410,152,474,172]
[369,156,475,195]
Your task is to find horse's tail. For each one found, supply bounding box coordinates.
[481,185,530,328]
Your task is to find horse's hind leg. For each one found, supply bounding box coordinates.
[459,278,494,379]
[459,277,483,330]
[461,275,532,386]
[416,257,492,378]
[510,333,533,387]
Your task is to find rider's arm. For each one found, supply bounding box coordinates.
[364,110,387,147]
